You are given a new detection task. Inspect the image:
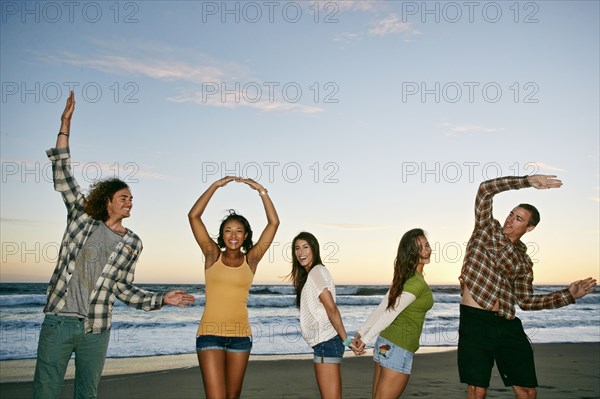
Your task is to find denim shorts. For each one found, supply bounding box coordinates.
[372,336,414,374]
[196,335,252,353]
[312,335,344,364]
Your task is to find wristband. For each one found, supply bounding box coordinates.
[343,337,352,347]
[58,131,70,137]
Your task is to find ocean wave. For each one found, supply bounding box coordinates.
[0,294,47,307]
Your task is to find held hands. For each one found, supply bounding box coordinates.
[163,290,195,307]
[527,174,563,190]
[349,334,367,356]
[568,277,597,300]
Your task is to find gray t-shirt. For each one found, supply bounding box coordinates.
[59,222,123,318]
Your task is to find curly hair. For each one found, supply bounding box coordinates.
[287,232,324,309]
[84,178,130,221]
[217,210,253,252]
[387,228,426,310]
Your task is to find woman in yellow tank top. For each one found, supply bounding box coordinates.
[188,176,279,399]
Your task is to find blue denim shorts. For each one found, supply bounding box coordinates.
[372,336,414,374]
[312,335,344,364]
[196,335,252,353]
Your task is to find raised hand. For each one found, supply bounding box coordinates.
[569,277,597,300]
[57,91,75,148]
[61,90,75,123]
[527,174,563,190]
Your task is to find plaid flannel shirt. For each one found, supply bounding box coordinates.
[459,176,573,320]
[44,147,164,333]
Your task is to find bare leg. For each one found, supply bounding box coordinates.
[198,351,226,399]
[512,386,537,399]
[372,365,410,399]
[224,351,250,399]
[467,385,487,399]
[371,362,381,399]
[314,363,342,399]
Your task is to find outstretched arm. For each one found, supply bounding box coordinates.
[188,177,237,267]
[56,90,74,149]
[240,178,280,272]
[515,272,594,310]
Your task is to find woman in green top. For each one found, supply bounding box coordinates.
[353,228,434,398]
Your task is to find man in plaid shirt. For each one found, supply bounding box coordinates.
[33,91,195,399]
[458,175,596,399]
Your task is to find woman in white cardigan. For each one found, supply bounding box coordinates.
[288,231,353,399]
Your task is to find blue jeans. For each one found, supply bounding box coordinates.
[33,315,110,399]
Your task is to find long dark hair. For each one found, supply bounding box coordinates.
[288,232,323,309]
[217,210,253,252]
[387,228,426,310]
[85,178,130,221]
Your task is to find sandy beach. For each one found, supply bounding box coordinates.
[1,343,598,398]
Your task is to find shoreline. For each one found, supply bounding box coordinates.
[1,343,598,398]
[0,346,457,383]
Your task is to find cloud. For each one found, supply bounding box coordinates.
[37,46,323,114]
[333,32,364,43]
[334,12,420,45]
[529,162,566,172]
[168,90,323,114]
[38,52,230,84]
[368,14,420,38]
[439,123,505,137]
[335,0,382,12]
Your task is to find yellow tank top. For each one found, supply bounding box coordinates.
[197,255,254,337]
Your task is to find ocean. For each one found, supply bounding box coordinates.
[1,283,598,360]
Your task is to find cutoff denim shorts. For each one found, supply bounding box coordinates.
[312,335,344,364]
[373,336,414,374]
[196,335,252,353]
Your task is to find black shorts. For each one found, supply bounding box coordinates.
[457,304,538,388]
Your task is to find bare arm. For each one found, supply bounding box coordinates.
[56,90,74,148]
[240,178,280,272]
[319,288,348,342]
[188,177,237,267]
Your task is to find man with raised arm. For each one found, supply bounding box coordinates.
[458,174,596,399]
[33,91,195,399]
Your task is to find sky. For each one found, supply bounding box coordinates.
[1,0,598,286]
